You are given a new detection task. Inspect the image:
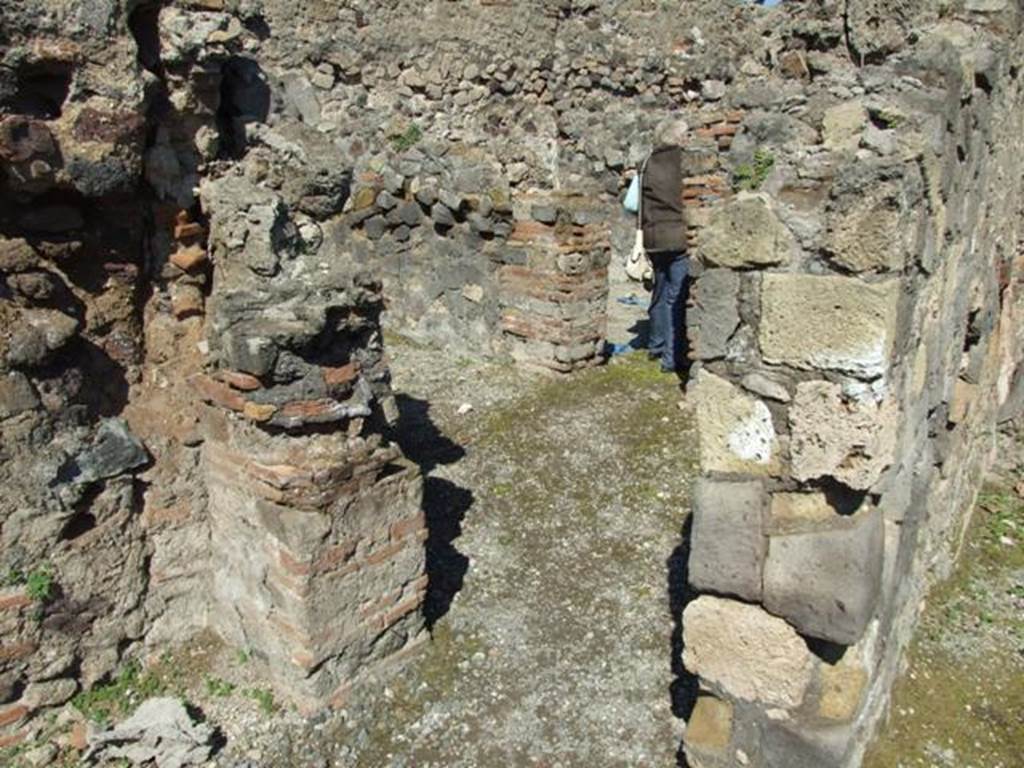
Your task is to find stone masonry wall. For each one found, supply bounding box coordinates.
[680,4,1024,767]
[228,0,773,363]
[2,0,1024,762]
[1,0,157,747]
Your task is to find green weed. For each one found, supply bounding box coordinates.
[72,662,177,727]
[205,676,236,697]
[870,107,903,128]
[732,148,775,191]
[1,567,25,588]
[390,123,422,151]
[25,565,55,602]
[246,687,278,715]
[2,564,56,603]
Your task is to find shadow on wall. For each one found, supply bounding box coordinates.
[218,57,272,158]
[667,516,699,767]
[385,394,473,630]
[2,59,74,119]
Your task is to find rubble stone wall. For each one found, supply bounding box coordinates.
[230,0,770,364]
[680,4,1024,767]
[1,0,1023,763]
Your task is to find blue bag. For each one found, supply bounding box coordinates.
[623,173,640,213]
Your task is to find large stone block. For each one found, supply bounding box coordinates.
[763,505,884,645]
[818,662,867,722]
[760,274,900,380]
[689,270,741,360]
[689,478,766,601]
[691,369,781,476]
[762,719,854,768]
[699,193,797,269]
[682,596,815,709]
[827,196,904,273]
[821,101,867,152]
[789,381,898,490]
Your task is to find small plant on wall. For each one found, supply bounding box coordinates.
[732,148,775,191]
[390,123,423,151]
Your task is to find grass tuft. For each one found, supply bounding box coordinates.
[732,148,775,191]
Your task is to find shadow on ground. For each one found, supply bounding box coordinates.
[385,394,473,629]
[668,516,699,767]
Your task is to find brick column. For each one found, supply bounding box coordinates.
[498,194,610,372]
[193,169,428,712]
[201,418,426,711]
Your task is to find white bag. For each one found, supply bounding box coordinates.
[625,229,652,282]
[624,159,651,283]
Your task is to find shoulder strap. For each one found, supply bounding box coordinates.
[637,155,649,231]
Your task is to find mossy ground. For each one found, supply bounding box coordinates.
[336,348,698,766]
[865,453,1024,768]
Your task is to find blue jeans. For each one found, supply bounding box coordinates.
[648,252,688,371]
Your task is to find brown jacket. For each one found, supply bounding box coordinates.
[641,145,686,254]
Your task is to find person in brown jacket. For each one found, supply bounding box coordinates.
[641,119,689,373]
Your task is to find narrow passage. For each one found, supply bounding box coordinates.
[328,334,698,766]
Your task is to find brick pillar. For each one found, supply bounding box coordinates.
[201,417,426,711]
[498,194,610,372]
[193,170,428,712]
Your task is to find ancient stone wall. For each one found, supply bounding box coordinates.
[0,0,156,746]
[680,4,1024,767]
[0,0,433,742]
[231,0,765,363]
[0,0,755,739]
[1,0,1023,762]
